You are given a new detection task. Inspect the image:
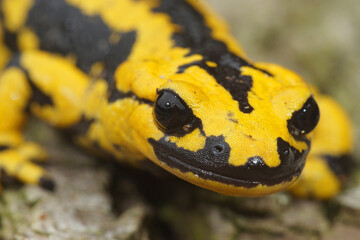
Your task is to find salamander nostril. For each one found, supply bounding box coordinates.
[213,145,224,154]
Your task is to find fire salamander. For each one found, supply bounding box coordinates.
[0,0,354,199]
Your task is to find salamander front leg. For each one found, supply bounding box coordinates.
[0,66,54,191]
[0,133,54,191]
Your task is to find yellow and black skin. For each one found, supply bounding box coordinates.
[0,0,353,198]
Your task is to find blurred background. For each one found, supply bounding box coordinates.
[0,0,359,239]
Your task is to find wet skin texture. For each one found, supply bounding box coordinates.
[0,0,353,198]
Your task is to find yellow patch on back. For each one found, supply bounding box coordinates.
[0,67,31,131]
[17,27,39,51]
[1,0,34,32]
[114,48,202,100]
[82,80,108,119]
[21,51,90,127]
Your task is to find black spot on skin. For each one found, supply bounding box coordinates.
[107,83,154,106]
[28,80,54,106]
[27,0,137,82]
[113,144,122,151]
[178,60,254,113]
[4,52,21,68]
[154,0,272,114]
[3,30,18,52]
[66,116,95,136]
[0,6,18,52]
[322,154,353,177]
[227,112,238,124]
[0,145,9,151]
[210,63,254,113]
[108,86,134,103]
[148,135,308,188]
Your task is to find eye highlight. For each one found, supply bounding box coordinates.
[154,90,200,136]
[288,96,320,139]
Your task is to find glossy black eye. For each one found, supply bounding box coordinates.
[287,96,320,139]
[154,90,200,136]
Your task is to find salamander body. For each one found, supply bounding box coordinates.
[0,0,353,198]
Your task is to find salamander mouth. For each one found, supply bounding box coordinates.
[161,152,303,188]
[148,136,308,189]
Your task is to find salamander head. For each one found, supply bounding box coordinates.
[112,58,319,197]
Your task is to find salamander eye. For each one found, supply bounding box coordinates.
[288,96,320,139]
[154,90,200,136]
